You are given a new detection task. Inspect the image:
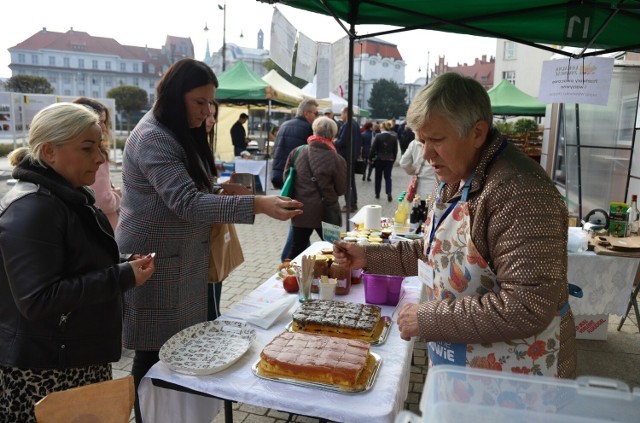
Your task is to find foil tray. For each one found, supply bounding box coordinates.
[252,352,382,394]
[285,317,391,346]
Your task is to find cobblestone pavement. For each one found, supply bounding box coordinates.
[1,157,638,423]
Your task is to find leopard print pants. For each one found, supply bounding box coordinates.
[0,363,112,423]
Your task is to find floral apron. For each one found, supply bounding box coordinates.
[423,174,563,377]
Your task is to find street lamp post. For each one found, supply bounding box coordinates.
[218,1,226,72]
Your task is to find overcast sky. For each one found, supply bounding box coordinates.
[3,0,497,84]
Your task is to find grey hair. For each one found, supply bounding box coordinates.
[312,116,338,140]
[15,102,100,167]
[406,72,492,138]
[296,98,319,117]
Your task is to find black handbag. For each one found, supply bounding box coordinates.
[353,159,366,175]
[306,148,342,227]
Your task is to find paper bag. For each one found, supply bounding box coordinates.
[208,224,244,282]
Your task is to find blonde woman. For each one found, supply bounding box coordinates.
[0,103,154,422]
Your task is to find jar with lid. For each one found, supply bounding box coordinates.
[329,262,351,295]
[311,256,329,293]
[351,268,363,285]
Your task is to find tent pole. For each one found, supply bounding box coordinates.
[265,99,271,194]
[345,23,356,230]
[575,103,583,223]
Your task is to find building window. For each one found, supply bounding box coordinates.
[63,73,72,84]
[92,78,98,85]
[105,77,113,87]
[78,58,85,68]
[92,60,98,69]
[49,56,56,66]
[369,60,376,66]
[149,80,155,88]
[134,77,139,86]
[18,53,25,64]
[503,71,516,85]
[149,64,155,74]
[120,63,126,72]
[64,89,71,95]
[92,91,99,98]
[105,61,111,70]
[133,63,139,72]
[503,41,516,60]
[63,57,70,67]
[382,62,389,68]
[31,55,38,65]
[79,90,85,96]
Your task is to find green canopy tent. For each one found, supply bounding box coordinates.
[216,61,299,186]
[259,0,640,224]
[487,80,547,117]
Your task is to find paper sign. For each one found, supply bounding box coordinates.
[294,32,317,83]
[269,8,296,75]
[322,221,341,243]
[538,56,614,106]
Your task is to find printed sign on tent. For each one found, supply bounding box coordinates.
[538,56,615,106]
[330,37,349,97]
[269,8,296,75]
[294,32,317,83]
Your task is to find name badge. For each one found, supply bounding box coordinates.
[418,259,434,289]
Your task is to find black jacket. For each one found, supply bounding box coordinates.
[271,116,312,188]
[370,131,399,162]
[335,119,362,163]
[0,161,135,369]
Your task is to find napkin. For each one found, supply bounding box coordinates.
[244,295,298,329]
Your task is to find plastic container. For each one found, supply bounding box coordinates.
[394,365,640,423]
[362,273,404,305]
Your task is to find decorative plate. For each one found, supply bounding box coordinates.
[159,320,256,376]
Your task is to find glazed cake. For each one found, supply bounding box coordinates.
[259,331,370,388]
[292,300,382,339]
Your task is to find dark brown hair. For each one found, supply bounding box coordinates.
[154,59,219,190]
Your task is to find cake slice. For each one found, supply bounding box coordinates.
[292,300,382,339]
[259,331,370,389]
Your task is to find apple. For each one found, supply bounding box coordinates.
[283,274,299,293]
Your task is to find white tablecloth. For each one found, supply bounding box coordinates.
[567,251,639,316]
[139,241,420,423]
[234,159,267,192]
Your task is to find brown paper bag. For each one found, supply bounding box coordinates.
[208,223,244,282]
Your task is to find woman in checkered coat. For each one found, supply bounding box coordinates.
[115,59,302,422]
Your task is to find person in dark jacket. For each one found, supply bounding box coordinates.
[271,99,319,261]
[285,117,346,259]
[369,120,399,202]
[360,121,373,181]
[271,99,319,189]
[335,107,362,212]
[0,102,156,422]
[231,112,249,156]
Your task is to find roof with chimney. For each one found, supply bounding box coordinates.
[355,37,403,61]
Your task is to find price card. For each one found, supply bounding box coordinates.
[418,259,434,289]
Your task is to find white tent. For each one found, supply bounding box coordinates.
[263,70,332,111]
[301,81,358,115]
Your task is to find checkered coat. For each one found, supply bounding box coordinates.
[116,112,255,351]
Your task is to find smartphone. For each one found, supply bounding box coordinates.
[229,173,255,194]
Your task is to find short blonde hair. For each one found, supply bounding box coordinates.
[381,120,395,131]
[11,102,100,167]
[312,116,338,140]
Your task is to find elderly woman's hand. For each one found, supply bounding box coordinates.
[397,303,421,341]
[332,241,366,269]
[254,195,303,221]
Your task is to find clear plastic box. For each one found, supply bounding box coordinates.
[395,365,640,423]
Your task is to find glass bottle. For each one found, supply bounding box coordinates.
[329,262,351,295]
[409,195,422,233]
[394,191,410,234]
[627,194,639,236]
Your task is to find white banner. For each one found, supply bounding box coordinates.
[538,57,615,106]
[315,43,332,99]
[330,36,349,96]
[269,8,297,75]
[294,32,317,83]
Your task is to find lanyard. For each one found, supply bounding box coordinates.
[426,174,474,256]
[425,139,508,256]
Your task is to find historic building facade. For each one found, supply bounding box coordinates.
[8,28,194,105]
